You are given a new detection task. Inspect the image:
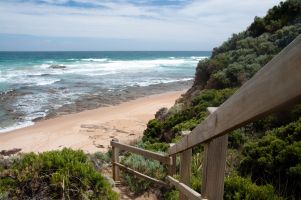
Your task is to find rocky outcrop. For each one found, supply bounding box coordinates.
[0,148,22,156]
[49,64,66,69]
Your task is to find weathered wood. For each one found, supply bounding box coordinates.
[201,107,228,200]
[168,35,301,155]
[114,162,168,187]
[111,139,120,182]
[168,154,177,176]
[180,148,192,200]
[167,176,206,200]
[111,140,170,165]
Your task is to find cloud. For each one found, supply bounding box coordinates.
[0,0,282,50]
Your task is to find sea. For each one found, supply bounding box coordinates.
[0,51,211,133]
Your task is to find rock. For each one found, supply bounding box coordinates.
[49,64,66,69]
[0,148,22,156]
[81,124,101,129]
[32,117,44,122]
[96,144,105,148]
[155,107,168,120]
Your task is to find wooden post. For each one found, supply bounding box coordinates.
[168,154,177,176]
[180,148,192,200]
[201,107,228,200]
[111,139,120,183]
[168,143,177,176]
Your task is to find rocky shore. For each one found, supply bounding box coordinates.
[0,80,192,132]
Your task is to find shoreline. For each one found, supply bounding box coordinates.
[0,90,185,154]
[0,80,192,133]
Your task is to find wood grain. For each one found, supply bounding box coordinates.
[167,176,205,200]
[111,140,170,164]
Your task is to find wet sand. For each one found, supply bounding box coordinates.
[0,90,184,153]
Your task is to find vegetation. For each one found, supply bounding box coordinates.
[131,0,301,199]
[0,148,118,200]
[121,153,167,194]
[188,0,301,93]
[1,1,299,200]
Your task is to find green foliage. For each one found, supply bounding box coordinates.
[224,175,282,200]
[142,142,169,153]
[193,0,301,90]
[121,154,166,194]
[248,0,301,36]
[228,129,247,149]
[142,88,236,143]
[139,1,301,199]
[0,148,118,199]
[164,190,179,200]
[239,118,301,198]
[142,119,163,143]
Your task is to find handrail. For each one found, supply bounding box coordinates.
[110,35,301,200]
[111,140,170,165]
[168,34,301,155]
[167,176,206,200]
[114,162,168,187]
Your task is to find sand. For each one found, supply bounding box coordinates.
[0,91,184,153]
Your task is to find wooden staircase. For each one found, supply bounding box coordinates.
[110,35,301,200]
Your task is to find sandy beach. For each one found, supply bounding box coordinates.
[0,90,184,153]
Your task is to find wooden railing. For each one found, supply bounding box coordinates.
[111,34,301,200]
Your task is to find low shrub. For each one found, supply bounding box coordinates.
[0,148,118,200]
[121,154,167,194]
[224,175,282,200]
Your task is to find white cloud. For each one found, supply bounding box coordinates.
[0,0,282,50]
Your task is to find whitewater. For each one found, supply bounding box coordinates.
[0,51,210,132]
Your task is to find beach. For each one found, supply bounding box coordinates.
[0,90,184,153]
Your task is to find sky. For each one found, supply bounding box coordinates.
[0,0,282,51]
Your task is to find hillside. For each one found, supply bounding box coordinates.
[137,0,301,199]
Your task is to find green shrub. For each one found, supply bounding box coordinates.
[143,88,237,143]
[142,119,163,143]
[239,118,301,198]
[164,190,179,200]
[224,175,282,200]
[0,148,118,199]
[121,154,167,194]
[141,142,170,153]
[228,129,247,149]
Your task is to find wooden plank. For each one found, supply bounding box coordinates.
[168,154,177,176]
[114,162,168,187]
[168,35,301,155]
[166,176,205,200]
[201,107,228,200]
[111,140,170,164]
[180,148,192,200]
[111,139,120,182]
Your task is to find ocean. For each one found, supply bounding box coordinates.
[0,51,210,133]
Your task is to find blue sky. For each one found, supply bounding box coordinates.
[0,0,281,51]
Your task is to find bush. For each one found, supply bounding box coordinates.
[141,142,170,153]
[121,154,167,194]
[143,88,237,143]
[0,148,118,200]
[164,190,179,200]
[239,118,301,198]
[224,175,282,200]
[142,119,163,143]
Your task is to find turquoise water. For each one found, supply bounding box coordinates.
[0,51,210,132]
